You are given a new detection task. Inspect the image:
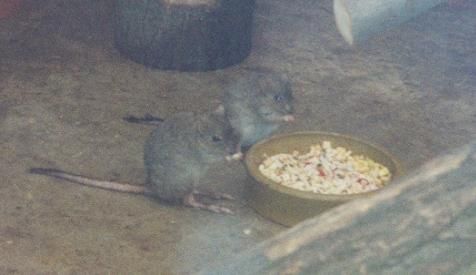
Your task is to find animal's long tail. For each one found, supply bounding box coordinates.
[123,113,164,126]
[29,168,150,195]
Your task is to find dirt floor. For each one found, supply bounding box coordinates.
[0,0,475,274]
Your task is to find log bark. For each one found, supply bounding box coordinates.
[200,143,476,274]
[333,0,446,45]
[114,0,255,71]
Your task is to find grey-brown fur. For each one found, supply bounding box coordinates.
[143,112,226,201]
[223,71,294,160]
[30,111,233,214]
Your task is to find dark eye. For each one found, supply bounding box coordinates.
[274,94,284,102]
[212,135,222,142]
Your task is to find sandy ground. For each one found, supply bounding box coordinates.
[0,0,474,274]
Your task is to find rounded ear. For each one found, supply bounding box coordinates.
[255,74,276,93]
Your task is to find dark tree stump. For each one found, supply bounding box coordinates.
[200,143,476,274]
[114,0,256,71]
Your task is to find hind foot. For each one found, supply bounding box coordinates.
[183,193,234,214]
[192,190,234,200]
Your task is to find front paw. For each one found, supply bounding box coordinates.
[226,152,243,161]
[282,114,295,122]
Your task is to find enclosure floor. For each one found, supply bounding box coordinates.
[0,0,474,274]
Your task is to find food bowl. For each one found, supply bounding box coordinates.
[245,131,403,226]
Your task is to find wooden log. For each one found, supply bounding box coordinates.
[333,0,446,45]
[114,0,255,71]
[199,143,476,274]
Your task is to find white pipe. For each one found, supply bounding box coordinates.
[334,0,446,45]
